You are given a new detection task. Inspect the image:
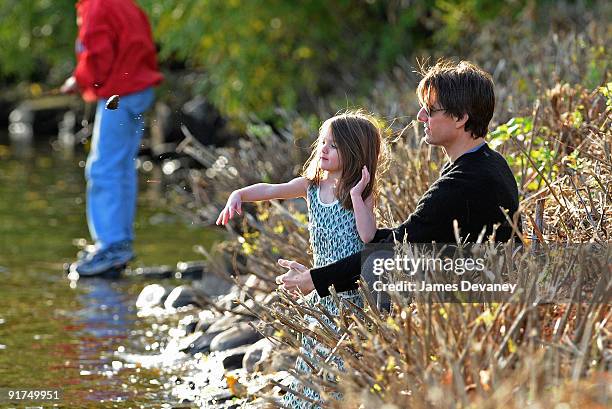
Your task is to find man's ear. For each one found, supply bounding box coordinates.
[455,113,469,130]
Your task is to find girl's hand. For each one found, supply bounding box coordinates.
[350,166,370,199]
[216,191,242,225]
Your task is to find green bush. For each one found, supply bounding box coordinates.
[1,0,608,123]
[0,0,76,84]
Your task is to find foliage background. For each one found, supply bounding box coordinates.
[1,0,609,122]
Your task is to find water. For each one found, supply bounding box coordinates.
[0,138,221,407]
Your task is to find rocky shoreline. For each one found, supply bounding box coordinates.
[119,262,294,408]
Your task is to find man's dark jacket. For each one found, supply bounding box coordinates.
[311,143,520,297]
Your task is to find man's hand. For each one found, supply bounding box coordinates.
[60,76,78,94]
[276,258,314,296]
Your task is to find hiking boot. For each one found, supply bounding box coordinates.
[74,241,134,277]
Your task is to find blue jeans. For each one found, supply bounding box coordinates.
[85,88,154,250]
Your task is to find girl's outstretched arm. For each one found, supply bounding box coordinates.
[216,177,308,225]
[350,166,377,242]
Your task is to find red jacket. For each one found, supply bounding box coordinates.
[74,0,163,101]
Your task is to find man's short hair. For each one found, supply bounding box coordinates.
[417,60,495,139]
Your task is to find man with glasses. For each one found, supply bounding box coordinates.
[276,60,520,298]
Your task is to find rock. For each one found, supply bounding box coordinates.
[206,313,248,334]
[127,261,207,280]
[193,272,234,298]
[241,274,259,288]
[194,310,218,333]
[221,345,250,370]
[213,286,241,310]
[176,331,206,353]
[210,321,263,352]
[204,389,233,405]
[269,351,298,373]
[136,284,167,309]
[178,314,199,334]
[105,95,120,110]
[176,261,206,279]
[164,285,202,309]
[230,297,258,318]
[184,321,198,334]
[180,330,224,355]
[128,265,174,279]
[242,338,275,372]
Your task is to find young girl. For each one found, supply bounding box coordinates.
[216,111,385,408]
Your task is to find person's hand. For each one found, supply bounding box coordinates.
[350,166,370,198]
[276,258,314,296]
[60,76,78,94]
[216,191,242,225]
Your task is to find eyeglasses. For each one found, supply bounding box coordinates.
[422,105,446,117]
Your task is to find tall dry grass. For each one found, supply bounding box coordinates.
[167,10,611,408]
[173,81,611,408]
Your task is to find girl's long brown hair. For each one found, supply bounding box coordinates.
[302,111,387,211]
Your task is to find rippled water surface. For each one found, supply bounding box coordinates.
[0,138,220,408]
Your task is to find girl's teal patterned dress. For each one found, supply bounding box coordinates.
[282,184,364,409]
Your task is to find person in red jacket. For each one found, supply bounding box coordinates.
[61,0,163,276]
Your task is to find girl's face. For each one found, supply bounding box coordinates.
[318,127,341,174]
